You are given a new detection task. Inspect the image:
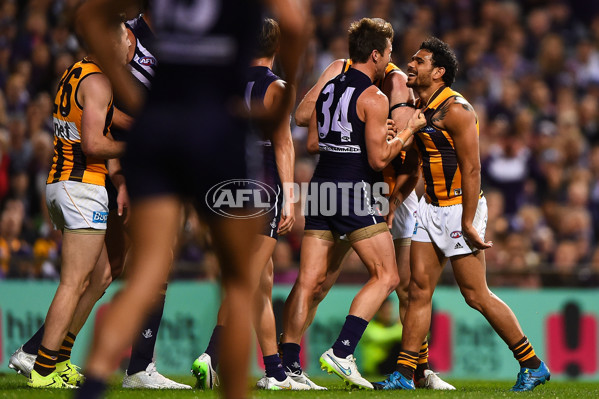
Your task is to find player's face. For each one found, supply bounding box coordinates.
[375,39,392,80]
[114,23,131,66]
[406,49,435,89]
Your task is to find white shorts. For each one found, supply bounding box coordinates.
[412,196,487,257]
[46,181,109,231]
[390,190,418,240]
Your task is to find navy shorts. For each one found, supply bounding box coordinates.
[304,177,385,235]
[122,102,254,218]
[261,182,282,239]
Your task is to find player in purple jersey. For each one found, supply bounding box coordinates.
[284,18,424,390]
[191,18,308,391]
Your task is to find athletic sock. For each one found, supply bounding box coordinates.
[280,342,302,373]
[331,315,368,359]
[510,336,541,369]
[23,324,45,355]
[56,332,76,363]
[127,291,166,375]
[263,354,287,382]
[205,325,223,369]
[415,340,430,380]
[396,349,419,380]
[33,345,58,377]
[75,375,107,399]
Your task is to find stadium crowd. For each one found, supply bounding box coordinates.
[0,0,597,287]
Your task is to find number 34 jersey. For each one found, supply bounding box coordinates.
[313,68,376,183]
[47,58,114,186]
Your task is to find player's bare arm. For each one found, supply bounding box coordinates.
[306,108,319,154]
[112,107,134,131]
[362,88,424,171]
[295,59,345,126]
[265,79,295,235]
[436,98,492,249]
[78,74,126,159]
[108,158,129,222]
[386,148,419,228]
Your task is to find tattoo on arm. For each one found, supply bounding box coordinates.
[431,101,450,123]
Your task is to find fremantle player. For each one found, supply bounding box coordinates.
[290,18,424,390]
[75,1,307,398]
[191,18,308,391]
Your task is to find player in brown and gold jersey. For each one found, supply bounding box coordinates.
[26,22,130,389]
[374,37,550,392]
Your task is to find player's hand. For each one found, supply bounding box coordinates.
[277,201,295,235]
[386,118,397,141]
[407,110,426,133]
[385,197,398,229]
[116,184,130,224]
[462,223,492,250]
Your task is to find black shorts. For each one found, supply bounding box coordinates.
[303,177,385,235]
[122,101,255,217]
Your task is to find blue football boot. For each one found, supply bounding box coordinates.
[372,371,416,390]
[510,361,551,392]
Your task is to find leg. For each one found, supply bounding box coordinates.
[40,232,106,354]
[451,251,524,346]
[207,215,262,399]
[348,231,399,321]
[282,236,343,345]
[83,197,180,379]
[451,251,549,391]
[393,239,411,323]
[320,229,399,390]
[252,238,277,357]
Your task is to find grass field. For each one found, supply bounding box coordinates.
[2,373,599,399]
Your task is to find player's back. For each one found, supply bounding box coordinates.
[48,59,113,186]
[245,65,281,186]
[313,67,376,183]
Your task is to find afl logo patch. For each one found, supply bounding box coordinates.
[450,231,462,239]
[138,56,156,66]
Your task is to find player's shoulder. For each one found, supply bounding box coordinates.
[359,85,389,108]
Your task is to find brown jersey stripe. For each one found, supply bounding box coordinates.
[415,133,439,205]
[69,142,86,181]
[51,139,65,183]
[428,130,458,198]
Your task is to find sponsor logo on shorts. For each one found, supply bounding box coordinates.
[450,231,462,239]
[92,211,108,223]
[454,242,463,249]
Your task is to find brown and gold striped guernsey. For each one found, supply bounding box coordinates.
[414,86,481,206]
[47,58,114,186]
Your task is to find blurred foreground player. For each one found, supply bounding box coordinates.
[75,1,307,398]
[373,37,550,392]
[192,17,306,391]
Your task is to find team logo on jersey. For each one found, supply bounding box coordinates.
[205,179,277,219]
[450,231,462,239]
[138,56,156,66]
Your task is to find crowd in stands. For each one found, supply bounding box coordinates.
[0,0,597,287]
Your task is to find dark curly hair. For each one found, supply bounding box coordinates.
[420,37,458,87]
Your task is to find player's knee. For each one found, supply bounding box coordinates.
[461,289,484,312]
[407,278,431,303]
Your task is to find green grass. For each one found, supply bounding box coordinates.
[1,373,598,398]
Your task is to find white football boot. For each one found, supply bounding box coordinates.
[123,362,191,389]
[319,348,373,389]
